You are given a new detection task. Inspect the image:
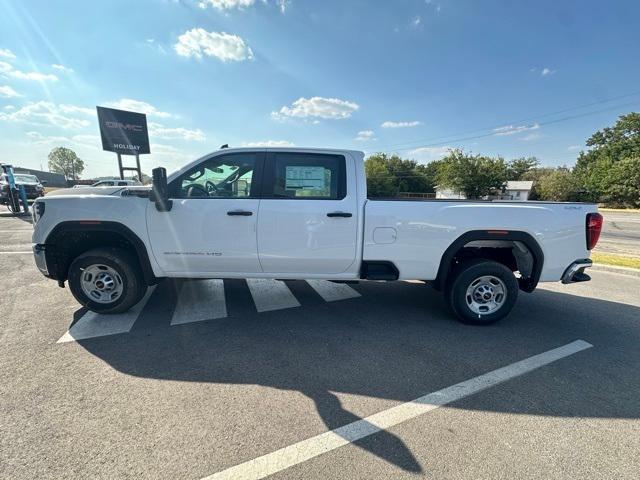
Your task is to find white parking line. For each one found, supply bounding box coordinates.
[171,279,227,325]
[0,251,32,254]
[57,286,156,343]
[305,280,361,302]
[245,279,300,312]
[202,339,593,480]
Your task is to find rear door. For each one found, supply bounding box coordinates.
[257,151,358,274]
[147,151,264,274]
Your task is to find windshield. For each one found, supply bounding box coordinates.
[13,174,39,183]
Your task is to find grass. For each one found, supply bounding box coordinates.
[591,252,640,270]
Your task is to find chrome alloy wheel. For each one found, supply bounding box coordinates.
[465,275,507,315]
[79,264,124,304]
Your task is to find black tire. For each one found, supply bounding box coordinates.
[445,259,518,325]
[68,248,147,314]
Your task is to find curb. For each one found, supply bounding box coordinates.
[591,263,640,278]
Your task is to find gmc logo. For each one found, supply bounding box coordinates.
[105,121,143,132]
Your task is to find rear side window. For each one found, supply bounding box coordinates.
[266,153,346,200]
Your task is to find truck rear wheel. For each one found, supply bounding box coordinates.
[68,248,146,314]
[446,259,518,325]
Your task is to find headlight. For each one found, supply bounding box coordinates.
[32,201,45,223]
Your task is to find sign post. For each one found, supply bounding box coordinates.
[96,106,150,181]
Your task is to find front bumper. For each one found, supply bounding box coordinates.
[561,259,592,284]
[33,244,49,276]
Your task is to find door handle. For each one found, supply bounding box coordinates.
[227,210,253,216]
[327,212,352,218]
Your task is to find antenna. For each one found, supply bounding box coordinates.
[220,144,229,149]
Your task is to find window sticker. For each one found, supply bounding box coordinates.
[285,166,327,191]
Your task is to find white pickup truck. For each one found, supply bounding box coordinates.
[31,147,603,324]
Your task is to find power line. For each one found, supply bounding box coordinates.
[384,100,640,154]
[373,90,640,152]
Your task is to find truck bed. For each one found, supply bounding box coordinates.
[363,199,597,282]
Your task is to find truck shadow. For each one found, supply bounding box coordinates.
[76,281,640,473]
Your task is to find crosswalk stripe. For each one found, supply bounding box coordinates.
[245,279,300,313]
[57,286,156,343]
[171,279,227,325]
[305,280,361,302]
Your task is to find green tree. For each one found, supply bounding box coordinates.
[47,147,85,180]
[507,157,539,180]
[365,153,435,197]
[599,157,640,207]
[436,149,508,199]
[574,112,640,204]
[535,168,584,202]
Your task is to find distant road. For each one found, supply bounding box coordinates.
[597,210,640,257]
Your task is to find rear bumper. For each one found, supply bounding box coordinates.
[561,259,592,284]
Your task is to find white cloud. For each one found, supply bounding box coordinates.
[0,48,16,60]
[104,98,171,118]
[0,61,58,82]
[145,38,167,54]
[567,145,581,151]
[26,131,70,145]
[4,105,15,110]
[0,101,92,129]
[541,67,555,76]
[198,0,255,10]
[242,140,294,147]
[174,28,253,62]
[277,0,290,13]
[148,122,206,141]
[272,96,359,121]
[25,132,100,149]
[408,146,451,163]
[51,64,74,73]
[58,104,94,115]
[381,120,422,129]
[519,133,541,141]
[355,130,376,141]
[0,85,21,98]
[493,123,540,136]
[412,15,422,27]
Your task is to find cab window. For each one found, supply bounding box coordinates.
[265,153,346,200]
[172,153,259,198]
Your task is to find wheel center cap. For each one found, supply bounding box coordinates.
[474,284,494,302]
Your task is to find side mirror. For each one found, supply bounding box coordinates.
[40,180,48,186]
[151,167,173,212]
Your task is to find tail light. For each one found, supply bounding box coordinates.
[586,212,603,250]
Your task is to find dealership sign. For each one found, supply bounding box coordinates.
[96,106,150,155]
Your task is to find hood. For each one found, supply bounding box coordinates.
[45,186,126,197]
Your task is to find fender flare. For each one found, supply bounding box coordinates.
[433,230,544,292]
[45,221,158,285]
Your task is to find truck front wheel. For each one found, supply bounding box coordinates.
[446,259,518,325]
[68,248,147,314]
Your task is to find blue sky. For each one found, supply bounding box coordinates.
[1,0,639,178]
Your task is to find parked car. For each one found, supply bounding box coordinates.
[30,147,602,324]
[72,179,142,188]
[0,173,45,204]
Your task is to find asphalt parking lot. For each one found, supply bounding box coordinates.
[1,212,639,479]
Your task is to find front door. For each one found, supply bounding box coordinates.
[147,151,264,275]
[257,151,358,274]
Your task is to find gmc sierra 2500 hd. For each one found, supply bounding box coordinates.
[31,147,602,324]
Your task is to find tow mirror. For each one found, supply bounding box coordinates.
[151,167,173,212]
